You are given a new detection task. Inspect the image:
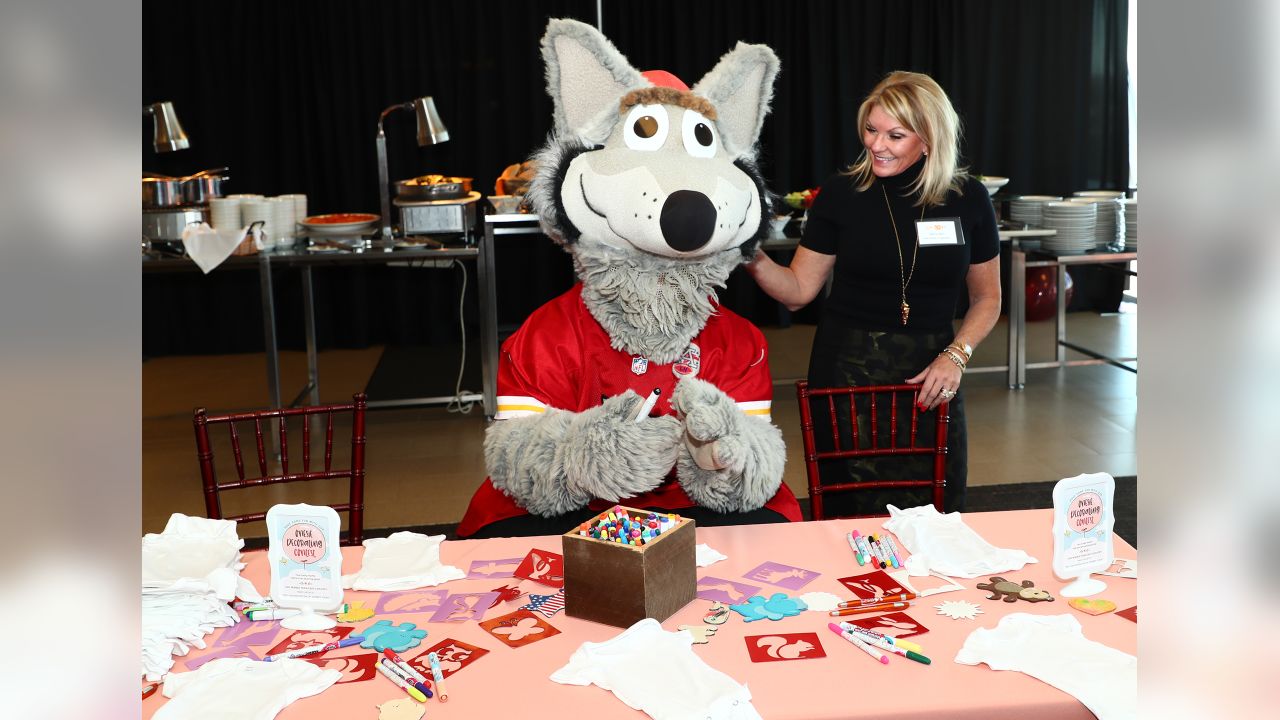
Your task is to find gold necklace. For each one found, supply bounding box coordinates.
[882,183,927,325]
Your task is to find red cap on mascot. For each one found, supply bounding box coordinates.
[642,70,689,92]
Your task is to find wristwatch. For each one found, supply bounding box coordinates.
[953,340,973,357]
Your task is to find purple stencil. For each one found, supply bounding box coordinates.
[372,588,450,616]
[467,557,524,579]
[428,592,502,623]
[183,623,280,670]
[741,561,821,590]
[696,575,763,605]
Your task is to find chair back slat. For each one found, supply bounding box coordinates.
[325,411,335,472]
[192,393,368,546]
[278,416,290,476]
[227,424,245,481]
[253,419,268,477]
[795,381,949,521]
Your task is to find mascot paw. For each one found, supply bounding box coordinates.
[563,391,683,501]
[672,377,742,442]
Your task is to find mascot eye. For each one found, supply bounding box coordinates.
[623,104,669,151]
[681,109,717,158]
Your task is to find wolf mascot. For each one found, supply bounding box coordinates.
[457,19,800,537]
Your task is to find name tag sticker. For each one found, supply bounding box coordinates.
[916,218,964,246]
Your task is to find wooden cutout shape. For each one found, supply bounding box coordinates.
[975,576,1055,603]
[376,697,425,720]
[678,624,718,643]
[336,600,374,623]
[934,600,984,620]
[703,601,730,625]
[1068,597,1117,615]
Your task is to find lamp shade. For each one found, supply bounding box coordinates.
[146,101,190,152]
[413,97,449,146]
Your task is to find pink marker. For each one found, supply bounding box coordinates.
[827,623,889,664]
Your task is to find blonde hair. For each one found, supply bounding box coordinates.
[846,71,967,207]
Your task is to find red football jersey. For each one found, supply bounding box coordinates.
[457,284,799,537]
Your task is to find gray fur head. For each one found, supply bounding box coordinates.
[529,18,779,260]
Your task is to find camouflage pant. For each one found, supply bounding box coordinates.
[806,324,968,516]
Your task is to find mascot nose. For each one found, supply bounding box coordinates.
[659,190,717,252]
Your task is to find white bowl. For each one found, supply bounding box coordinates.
[980,176,1010,195]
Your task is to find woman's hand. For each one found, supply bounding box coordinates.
[906,354,963,410]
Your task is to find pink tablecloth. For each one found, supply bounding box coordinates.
[143,509,1136,719]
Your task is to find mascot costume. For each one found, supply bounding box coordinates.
[457,19,800,538]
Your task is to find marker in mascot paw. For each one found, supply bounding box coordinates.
[633,388,661,422]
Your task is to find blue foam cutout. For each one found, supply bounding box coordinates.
[359,619,428,651]
[729,593,808,622]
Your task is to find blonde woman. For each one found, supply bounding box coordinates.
[748,71,1000,515]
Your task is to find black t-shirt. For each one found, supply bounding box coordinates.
[800,159,999,333]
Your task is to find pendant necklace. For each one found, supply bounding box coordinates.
[882,183,927,325]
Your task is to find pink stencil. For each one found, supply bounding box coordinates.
[467,557,523,578]
[427,592,501,623]
[842,611,929,638]
[372,588,450,615]
[266,626,353,656]
[513,549,564,589]
[744,632,827,662]
[301,652,379,683]
[742,561,821,590]
[836,570,907,602]
[696,576,762,605]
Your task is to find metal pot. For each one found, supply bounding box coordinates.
[182,171,230,205]
[395,175,473,202]
[143,177,184,208]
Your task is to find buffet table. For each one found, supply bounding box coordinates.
[143,509,1136,719]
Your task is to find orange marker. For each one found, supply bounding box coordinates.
[839,592,917,608]
[828,602,910,617]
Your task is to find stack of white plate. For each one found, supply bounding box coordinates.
[1041,201,1097,254]
[1122,199,1137,251]
[1009,195,1062,227]
[208,197,242,230]
[280,194,307,239]
[1068,197,1120,250]
[241,199,275,249]
[268,197,294,248]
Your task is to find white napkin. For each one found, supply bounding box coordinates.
[182,222,258,274]
[695,543,727,567]
[341,532,465,591]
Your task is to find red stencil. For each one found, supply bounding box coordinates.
[743,632,826,662]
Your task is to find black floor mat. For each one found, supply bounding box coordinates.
[362,343,481,403]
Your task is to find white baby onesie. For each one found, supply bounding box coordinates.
[955,613,1136,720]
[155,657,340,720]
[882,503,1037,578]
[551,618,760,720]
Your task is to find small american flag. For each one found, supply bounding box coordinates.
[521,589,566,618]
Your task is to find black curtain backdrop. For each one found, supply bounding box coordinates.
[142,0,1129,357]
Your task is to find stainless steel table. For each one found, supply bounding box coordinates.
[1007,243,1137,388]
[142,240,496,414]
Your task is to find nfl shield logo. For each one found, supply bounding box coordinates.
[631,356,649,375]
[672,343,701,378]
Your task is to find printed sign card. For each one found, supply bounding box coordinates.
[1052,472,1116,597]
[265,504,344,620]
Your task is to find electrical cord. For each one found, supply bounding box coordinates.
[445,258,477,414]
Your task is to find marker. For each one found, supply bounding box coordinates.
[142,683,159,700]
[633,388,661,422]
[853,533,877,566]
[377,662,427,702]
[427,652,449,702]
[839,592,917,607]
[380,658,432,697]
[828,602,910,617]
[881,534,905,567]
[382,649,433,697]
[262,635,365,661]
[245,603,350,621]
[838,622,925,654]
[866,537,889,569]
[853,633,932,665]
[827,623,889,664]
[847,531,866,565]
[873,536,900,569]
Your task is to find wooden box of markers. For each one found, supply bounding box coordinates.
[561,506,696,628]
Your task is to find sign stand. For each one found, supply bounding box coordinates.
[1051,473,1115,597]
[266,503,344,630]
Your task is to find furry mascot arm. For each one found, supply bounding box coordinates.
[672,378,785,513]
[484,391,683,517]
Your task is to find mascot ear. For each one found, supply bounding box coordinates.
[541,18,647,142]
[691,43,780,159]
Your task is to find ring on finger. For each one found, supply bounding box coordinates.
[939,387,956,399]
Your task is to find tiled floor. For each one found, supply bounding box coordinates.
[142,311,1136,536]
